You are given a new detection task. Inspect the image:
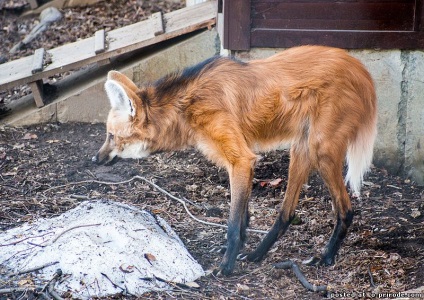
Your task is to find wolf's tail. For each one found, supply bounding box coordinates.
[345,120,377,196]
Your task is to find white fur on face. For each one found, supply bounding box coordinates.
[120,141,150,159]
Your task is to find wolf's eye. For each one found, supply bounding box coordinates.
[108,133,114,140]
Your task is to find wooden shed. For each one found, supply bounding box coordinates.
[217,0,424,50]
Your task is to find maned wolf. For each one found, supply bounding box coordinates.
[93,45,377,275]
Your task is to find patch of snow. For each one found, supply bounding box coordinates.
[0,200,204,298]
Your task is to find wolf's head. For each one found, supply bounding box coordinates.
[92,71,153,165]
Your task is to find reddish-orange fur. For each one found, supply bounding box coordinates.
[94,45,377,275]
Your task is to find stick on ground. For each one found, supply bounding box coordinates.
[274,260,328,292]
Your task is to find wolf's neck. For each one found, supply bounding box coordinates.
[147,91,194,153]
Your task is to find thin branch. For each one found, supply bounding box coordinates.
[44,269,64,300]
[41,176,268,234]
[367,265,376,288]
[0,232,53,247]
[0,287,39,294]
[7,261,59,277]
[274,260,328,292]
[100,272,136,297]
[48,223,101,245]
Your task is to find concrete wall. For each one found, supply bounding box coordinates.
[234,49,424,185]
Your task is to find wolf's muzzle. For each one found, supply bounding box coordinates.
[92,153,119,166]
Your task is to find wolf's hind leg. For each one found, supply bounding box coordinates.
[240,142,311,262]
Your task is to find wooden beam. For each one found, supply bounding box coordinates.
[94,29,106,54]
[28,80,45,108]
[0,1,216,90]
[151,12,164,36]
[31,48,45,74]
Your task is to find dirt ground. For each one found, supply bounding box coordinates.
[1,122,424,299]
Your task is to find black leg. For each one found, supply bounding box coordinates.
[217,160,254,275]
[242,213,294,262]
[319,210,353,265]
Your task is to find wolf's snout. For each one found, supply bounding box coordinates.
[92,151,107,165]
[92,151,119,166]
[92,154,99,164]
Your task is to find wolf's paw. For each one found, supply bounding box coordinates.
[210,246,227,255]
[212,263,233,276]
[236,252,262,262]
[302,255,334,266]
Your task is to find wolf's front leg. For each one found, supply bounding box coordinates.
[218,158,255,275]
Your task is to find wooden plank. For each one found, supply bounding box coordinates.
[94,29,106,54]
[250,28,424,50]
[0,1,216,91]
[96,58,110,66]
[28,80,44,108]
[252,18,414,32]
[414,0,424,31]
[31,48,45,74]
[151,12,164,36]
[161,2,215,35]
[223,0,251,50]
[28,0,38,9]
[251,2,415,31]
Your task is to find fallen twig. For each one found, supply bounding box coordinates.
[274,260,328,292]
[0,232,53,247]
[46,273,64,300]
[69,194,90,200]
[141,276,205,298]
[0,287,37,294]
[0,270,63,299]
[101,272,136,296]
[48,223,101,245]
[101,272,125,291]
[7,261,59,277]
[367,265,376,288]
[141,177,266,234]
[41,176,268,234]
[39,269,63,300]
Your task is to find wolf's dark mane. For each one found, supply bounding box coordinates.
[150,56,246,106]
[152,56,219,104]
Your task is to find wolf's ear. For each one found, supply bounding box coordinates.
[104,80,136,117]
[107,71,139,93]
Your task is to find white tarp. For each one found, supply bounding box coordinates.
[0,200,204,298]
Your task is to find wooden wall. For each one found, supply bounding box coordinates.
[218,0,424,50]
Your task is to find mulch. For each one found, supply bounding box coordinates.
[1,122,424,299]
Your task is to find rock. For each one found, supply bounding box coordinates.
[40,6,62,23]
[10,7,62,54]
[0,55,8,64]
